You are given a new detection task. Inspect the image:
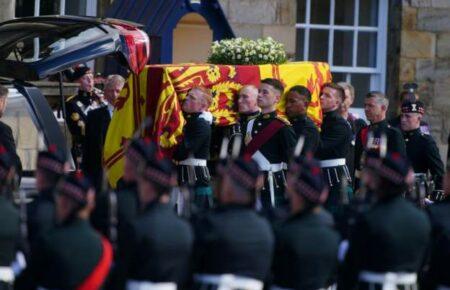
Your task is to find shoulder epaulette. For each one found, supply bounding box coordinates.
[276,116,291,126]
[66,94,77,102]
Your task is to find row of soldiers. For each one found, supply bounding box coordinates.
[0,75,446,289]
[0,120,448,290]
[177,79,444,211]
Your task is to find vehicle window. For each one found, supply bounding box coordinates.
[0,23,106,63]
[2,88,44,171]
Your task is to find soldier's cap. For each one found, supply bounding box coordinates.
[138,142,176,188]
[217,156,263,191]
[56,172,92,206]
[0,145,13,179]
[37,144,66,175]
[68,66,92,82]
[365,151,414,186]
[401,100,425,115]
[126,137,156,166]
[289,154,328,204]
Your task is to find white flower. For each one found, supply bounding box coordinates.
[208,37,286,65]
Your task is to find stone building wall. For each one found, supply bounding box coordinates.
[400,0,450,155]
[218,0,297,58]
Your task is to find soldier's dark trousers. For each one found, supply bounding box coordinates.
[0,282,12,290]
[259,171,288,210]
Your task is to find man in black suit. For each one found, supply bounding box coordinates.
[82,75,125,191]
[0,85,22,180]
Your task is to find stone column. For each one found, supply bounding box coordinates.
[399,1,450,159]
[0,0,15,22]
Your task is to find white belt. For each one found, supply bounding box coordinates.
[179,158,207,167]
[126,280,177,290]
[359,271,417,290]
[320,158,346,168]
[271,285,335,290]
[0,266,14,283]
[259,163,286,172]
[195,274,263,290]
[437,286,450,290]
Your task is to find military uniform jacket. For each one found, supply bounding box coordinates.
[26,189,56,246]
[0,196,20,266]
[0,121,23,179]
[423,198,450,288]
[354,120,406,188]
[272,209,339,290]
[16,218,104,290]
[239,111,260,134]
[346,114,367,179]
[289,114,320,155]
[173,112,212,187]
[403,128,444,189]
[316,110,352,160]
[65,90,101,145]
[192,205,274,281]
[339,195,431,290]
[244,111,296,164]
[118,202,193,288]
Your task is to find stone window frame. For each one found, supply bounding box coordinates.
[295,0,389,106]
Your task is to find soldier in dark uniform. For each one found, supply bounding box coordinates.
[389,83,431,135]
[285,85,320,155]
[192,156,274,287]
[173,86,213,209]
[237,85,261,133]
[354,91,406,192]
[337,82,367,184]
[210,85,260,173]
[117,141,193,289]
[16,173,113,290]
[65,66,102,169]
[243,78,296,209]
[27,145,66,246]
[272,154,340,290]
[400,101,444,192]
[316,83,352,213]
[0,85,22,180]
[421,163,450,289]
[339,151,431,290]
[0,146,20,289]
[104,138,160,290]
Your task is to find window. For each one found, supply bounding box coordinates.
[0,23,106,63]
[296,0,388,107]
[16,0,97,17]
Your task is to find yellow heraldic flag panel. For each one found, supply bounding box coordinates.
[104,62,331,188]
[103,69,149,187]
[259,62,331,125]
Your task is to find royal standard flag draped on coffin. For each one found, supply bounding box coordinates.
[104,62,331,187]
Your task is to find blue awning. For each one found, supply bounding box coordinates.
[107,0,234,63]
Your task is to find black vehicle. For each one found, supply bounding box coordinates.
[0,15,150,194]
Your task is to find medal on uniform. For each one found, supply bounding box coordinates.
[71,112,80,121]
